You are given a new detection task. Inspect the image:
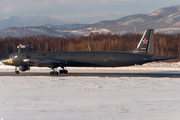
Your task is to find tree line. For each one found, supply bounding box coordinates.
[0,33,179,61]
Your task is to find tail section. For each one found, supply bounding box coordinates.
[133,29,154,55]
[132,29,178,61]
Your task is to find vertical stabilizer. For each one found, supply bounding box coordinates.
[133,29,154,54]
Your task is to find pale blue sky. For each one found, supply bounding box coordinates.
[0,0,180,22]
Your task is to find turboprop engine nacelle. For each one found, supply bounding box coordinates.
[19,66,30,71]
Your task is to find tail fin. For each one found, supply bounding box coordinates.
[133,29,154,55]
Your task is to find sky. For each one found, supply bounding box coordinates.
[0,0,180,23]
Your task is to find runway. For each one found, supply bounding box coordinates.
[0,72,180,78]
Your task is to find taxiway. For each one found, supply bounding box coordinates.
[0,72,180,78]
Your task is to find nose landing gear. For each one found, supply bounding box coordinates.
[15,67,20,74]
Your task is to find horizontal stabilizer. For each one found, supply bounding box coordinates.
[152,56,178,61]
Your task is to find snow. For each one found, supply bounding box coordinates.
[87,28,93,30]
[1,61,180,119]
[149,5,180,17]
[1,76,180,120]
[99,29,110,33]
[68,28,111,36]
[90,29,111,34]
[155,28,180,34]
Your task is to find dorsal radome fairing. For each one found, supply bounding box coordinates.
[17,44,33,53]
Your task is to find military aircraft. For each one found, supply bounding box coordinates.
[2,29,177,75]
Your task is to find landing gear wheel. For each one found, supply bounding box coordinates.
[15,67,19,74]
[64,70,68,74]
[59,70,68,74]
[54,71,58,75]
[15,70,20,74]
[50,71,54,75]
[59,70,64,74]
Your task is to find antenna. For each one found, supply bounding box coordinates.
[77,25,79,39]
[95,23,96,31]
[134,23,137,34]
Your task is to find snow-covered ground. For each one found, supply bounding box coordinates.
[1,61,180,120]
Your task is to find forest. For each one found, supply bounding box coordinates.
[0,33,179,61]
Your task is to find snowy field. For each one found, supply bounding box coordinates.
[1,61,180,120]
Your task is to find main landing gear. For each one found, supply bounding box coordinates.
[50,67,68,75]
[50,69,59,75]
[59,67,68,74]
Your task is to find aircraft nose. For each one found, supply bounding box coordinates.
[2,59,13,65]
[2,59,8,65]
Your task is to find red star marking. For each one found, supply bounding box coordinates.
[143,39,148,44]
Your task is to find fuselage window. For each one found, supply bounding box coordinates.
[104,59,108,62]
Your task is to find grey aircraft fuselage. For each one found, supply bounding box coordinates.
[10,51,152,68]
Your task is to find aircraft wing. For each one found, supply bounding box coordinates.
[23,58,73,68]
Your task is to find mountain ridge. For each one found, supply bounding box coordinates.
[0,15,65,30]
[1,5,180,38]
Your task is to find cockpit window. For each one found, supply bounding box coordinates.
[14,55,18,58]
[9,55,18,58]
